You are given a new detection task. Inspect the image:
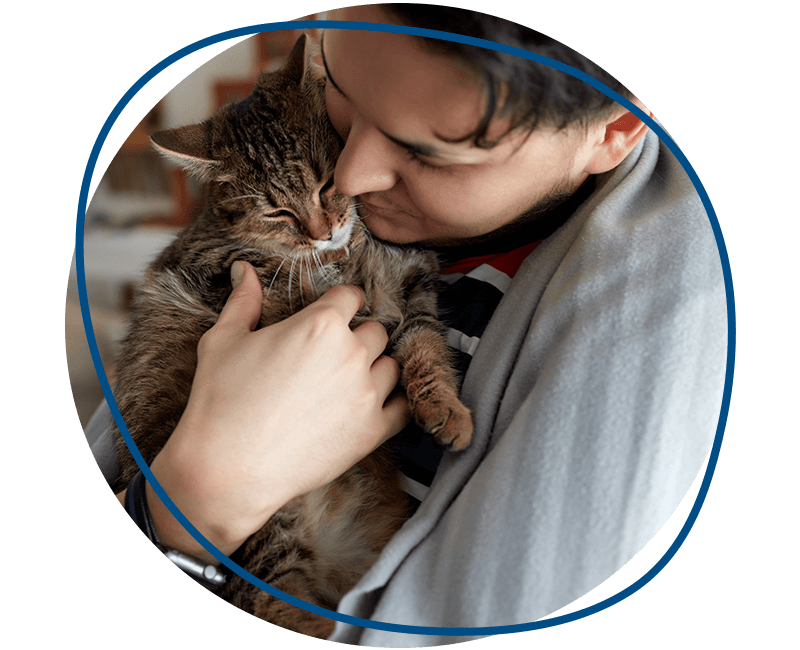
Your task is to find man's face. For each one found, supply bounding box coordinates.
[322,6,607,245]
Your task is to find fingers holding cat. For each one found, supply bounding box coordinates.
[146,261,411,561]
[306,288,412,450]
[217,264,393,410]
[304,286,410,440]
[213,259,264,333]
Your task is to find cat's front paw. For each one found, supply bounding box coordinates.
[414,394,473,452]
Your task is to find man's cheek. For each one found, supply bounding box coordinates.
[418,184,479,227]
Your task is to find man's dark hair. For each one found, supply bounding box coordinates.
[382,3,633,147]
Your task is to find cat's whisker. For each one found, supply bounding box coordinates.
[298,256,306,308]
[219,194,264,204]
[241,180,266,197]
[267,257,287,295]
[345,208,368,233]
[313,251,335,285]
[311,251,324,282]
[292,255,299,312]
[305,252,318,298]
[321,256,335,285]
[311,248,324,271]
[288,253,300,313]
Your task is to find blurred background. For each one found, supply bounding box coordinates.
[66,17,323,428]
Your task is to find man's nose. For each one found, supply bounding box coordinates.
[333,119,398,198]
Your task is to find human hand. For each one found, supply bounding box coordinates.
[143,260,411,562]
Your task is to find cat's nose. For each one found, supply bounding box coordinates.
[305,219,333,242]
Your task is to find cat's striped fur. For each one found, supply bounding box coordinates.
[112,35,472,638]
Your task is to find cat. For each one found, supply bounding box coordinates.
[111,34,472,638]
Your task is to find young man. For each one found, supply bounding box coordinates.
[91,4,727,644]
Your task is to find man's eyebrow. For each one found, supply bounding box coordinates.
[320,32,443,160]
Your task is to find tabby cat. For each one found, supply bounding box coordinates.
[112,34,472,637]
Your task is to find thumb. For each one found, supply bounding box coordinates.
[216,260,263,332]
[381,391,412,444]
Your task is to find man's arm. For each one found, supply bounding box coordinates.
[110,261,410,563]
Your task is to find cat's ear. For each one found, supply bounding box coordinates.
[151,123,220,181]
[282,33,311,85]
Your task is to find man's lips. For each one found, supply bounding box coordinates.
[360,199,414,220]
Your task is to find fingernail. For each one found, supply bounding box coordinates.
[231,261,244,287]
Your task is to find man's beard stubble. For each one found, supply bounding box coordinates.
[391,176,587,250]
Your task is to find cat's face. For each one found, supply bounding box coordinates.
[152,34,356,255]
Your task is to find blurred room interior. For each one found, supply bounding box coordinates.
[66,19,322,431]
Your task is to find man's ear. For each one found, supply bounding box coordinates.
[583,97,651,175]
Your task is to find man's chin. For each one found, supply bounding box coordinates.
[364,226,477,249]
[363,214,484,248]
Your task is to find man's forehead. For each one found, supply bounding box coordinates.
[320,29,512,164]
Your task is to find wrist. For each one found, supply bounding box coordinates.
[146,448,253,561]
[120,470,229,591]
[143,475,242,563]
[148,418,294,559]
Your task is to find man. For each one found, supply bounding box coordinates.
[90,4,727,645]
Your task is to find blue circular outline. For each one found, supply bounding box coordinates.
[75,19,735,638]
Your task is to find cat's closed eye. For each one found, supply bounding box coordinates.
[268,209,296,220]
[319,177,335,205]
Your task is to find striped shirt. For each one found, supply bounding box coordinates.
[394,178,596,509]
[397,240,543,508]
